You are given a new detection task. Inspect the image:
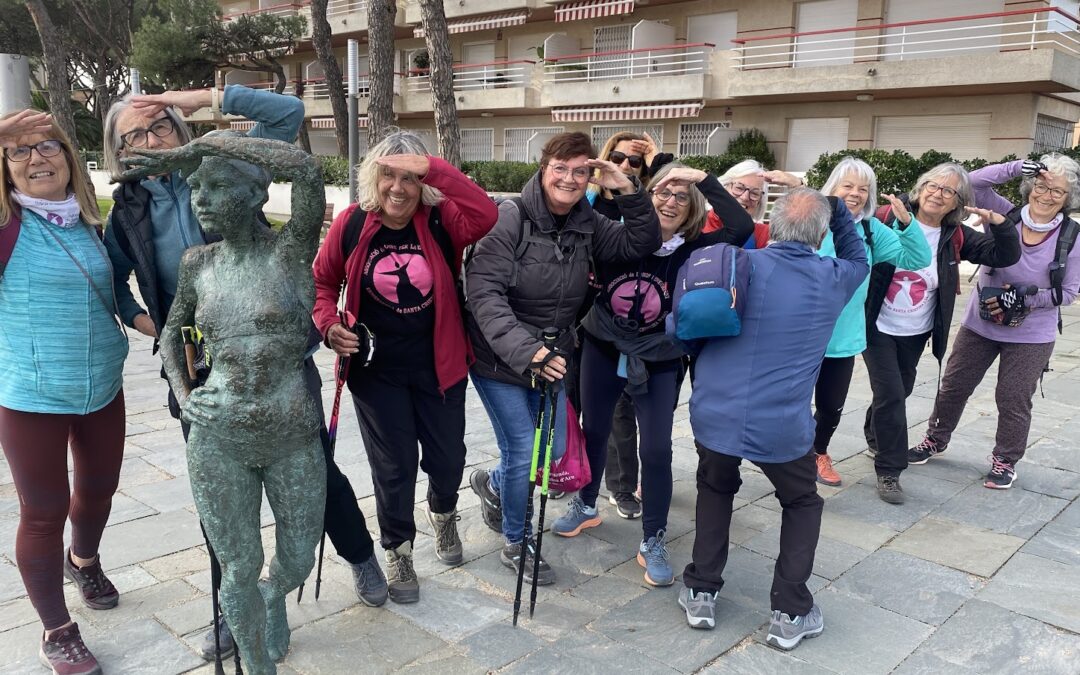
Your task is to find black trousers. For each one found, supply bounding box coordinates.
[682,445,822,617]
[862,326,931,477]
[349,367,466,550]
[812,356,856,454]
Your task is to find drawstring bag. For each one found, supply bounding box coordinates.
[546,398,591,493]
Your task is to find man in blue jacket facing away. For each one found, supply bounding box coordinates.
[678,189,868,650]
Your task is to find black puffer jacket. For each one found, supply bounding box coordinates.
[466,172,661,387]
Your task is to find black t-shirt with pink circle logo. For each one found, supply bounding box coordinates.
[356,222,436,370]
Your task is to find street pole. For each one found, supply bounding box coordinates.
[347,39,359,205]
[0,54,33,115]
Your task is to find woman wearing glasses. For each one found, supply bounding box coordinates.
[705,160,804,248]
[467,132,660,586]
[907,154,1080,490]
[552,162,753,588]
[863,163,1020,504]
[1,111,128,675]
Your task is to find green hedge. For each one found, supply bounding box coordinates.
[317,155,352,187]
[460,161,539,193]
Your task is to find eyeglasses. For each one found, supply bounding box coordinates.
[652,189,691,206]
[120,117,177,148]
[1033,182,1068,200]
[728,182,763,202]
[924,181,959,200]
[547,163,590,182]
[609,151,644,169]
[3,139,63,163]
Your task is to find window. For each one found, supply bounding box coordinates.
[461,129,495,162]
[678,122,732,156]
[794,0,858,67]
[592,124,664,150]
[786,118,849,171]
[687,11,737,50]
[874,114,991,160]
[504,127,564,162]
[1034,115,1074,154]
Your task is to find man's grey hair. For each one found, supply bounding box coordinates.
[103,93,194,181]
[356,129,443,212]
[769,187,831,247]
[1020,152,1080,212]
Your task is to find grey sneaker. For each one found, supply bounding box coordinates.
[766,604,824,651]
[198,614,235,661]
[351,553,388,607]
[384,542,420,604]
[500,538,555,586]
[678,587,718,629]
[469,469,502,534]
[876,475,905,504]
[426,507,463,565]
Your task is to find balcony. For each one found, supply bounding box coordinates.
[540,43,712,108]
[298,0,368,37]
[223,1,307,21]
[729,8,1080,100]
[401,60,538,113]
[402,0,540,25]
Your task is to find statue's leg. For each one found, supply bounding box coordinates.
[188,438,274,675]
[260,437,326,661]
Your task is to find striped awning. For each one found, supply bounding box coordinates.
[310,117,369,129]
[554,0,634,23]
[551,101,703,123]
[413,10,528,38]
[229,120,256,131]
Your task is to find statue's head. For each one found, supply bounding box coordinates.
[188,147,271,236]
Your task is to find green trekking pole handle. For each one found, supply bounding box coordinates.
[513,379,548,626]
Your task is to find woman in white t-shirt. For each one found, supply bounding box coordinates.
[861,163,1021,505]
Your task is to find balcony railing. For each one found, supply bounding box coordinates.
[223,2,308,20]
[406,60,535,93]
[731,7,1080,70]
[305,75,371,99]
[543,43,713,83]
[235,80,298,96]
[325,0,366,18]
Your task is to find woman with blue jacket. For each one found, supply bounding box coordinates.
[811,157,931,486]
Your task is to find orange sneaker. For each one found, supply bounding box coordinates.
[815,453,841,486]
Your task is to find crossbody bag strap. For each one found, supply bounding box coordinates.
[39,221,128,338]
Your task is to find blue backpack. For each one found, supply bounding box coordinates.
[666,242,752,341]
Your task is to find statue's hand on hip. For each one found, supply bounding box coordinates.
[181,384,220,426]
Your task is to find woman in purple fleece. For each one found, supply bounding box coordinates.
[907,153,1080,489]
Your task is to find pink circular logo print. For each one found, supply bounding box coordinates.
[610,278,663,327]
[372,252,433,311]
[885,271,928,312]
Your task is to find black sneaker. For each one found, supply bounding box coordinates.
[470,469,502,534]
[608,492,642,519]
[39,623,102,675]
[984,455,1016,489]
[198,614,235,661]
[500,538,555,586]
[908,436,947,465]
[350,553,388,607]
[63,550,118,610]
[876,475,905,504]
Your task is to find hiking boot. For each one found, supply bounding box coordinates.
[500,537,555,586]
[678,588,718,629]
[984,455,1016,490]
[876,475,905,505]
[350,553,388,607]
[199,614,235,661]
[426,507,464,566]
[552,496,601,537]
[39,623,101,675]
[766,604,824,651]
[608,492,642,519]
[469,469,502,534]
[908,436,947,465]
[815,453,842,487]
[63,550,118,610]
[636,530,674,586]
[384,542,420,604]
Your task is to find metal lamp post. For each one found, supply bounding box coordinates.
[347,39,359,204]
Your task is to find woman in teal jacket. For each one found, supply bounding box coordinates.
[812,157,931,486]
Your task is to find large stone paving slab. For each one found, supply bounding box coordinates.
[932,483,1069,539]
[741,528,871,581]
[98,509,205,570]
[886,516,1025,577]
[1020,519,1080,566]
[504,628,680,674]
[700,642,839,675]
[825,474,966,533]
[456,622,545,671]
[979,552,1080,633]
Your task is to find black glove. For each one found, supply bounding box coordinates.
[1021,160,1047,178]
[979,285,1036,327]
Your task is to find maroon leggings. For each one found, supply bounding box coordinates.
[0,391,126,630]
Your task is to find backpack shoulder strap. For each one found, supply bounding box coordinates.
[0,214,22,282]
[860,218,873,250]
[1050,218,1079,307]
[508,197,532,288]
[341,206,367,262]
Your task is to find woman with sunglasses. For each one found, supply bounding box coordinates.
[907,154,1080,490]
[1,111,129,675]
[863,163,1020,504]
[552,162,753,588]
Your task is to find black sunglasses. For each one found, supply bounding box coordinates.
[609,151,644,170]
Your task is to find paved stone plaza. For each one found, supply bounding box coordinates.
[1,280,1079,674]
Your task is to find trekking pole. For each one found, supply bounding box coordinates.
[204,525,225,675]
[513,328,560,627]
[530,375,560,618]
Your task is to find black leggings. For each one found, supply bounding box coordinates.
[0,392,126,630]
[812,356,856,454]
[579,339,677,540]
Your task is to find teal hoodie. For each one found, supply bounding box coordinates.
[817,215,931,357]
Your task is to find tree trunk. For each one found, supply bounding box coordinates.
[309,0,348,155]
[24,0,78,148]
[367,0,396,148]
[418,0,460,167]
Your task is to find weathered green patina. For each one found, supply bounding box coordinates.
[125,134,327,674]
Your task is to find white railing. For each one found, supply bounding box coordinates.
[224,2,307,21]
[304,76,371,99]
[732,7,1080,70]
[544,43,713,83]
[406,60,535,94]
[238,80,297,96]
[325,0,366,18]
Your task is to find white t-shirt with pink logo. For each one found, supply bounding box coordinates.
[876,222,942,336]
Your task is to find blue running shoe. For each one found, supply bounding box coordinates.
[636,529,674,586]
[552,496,601,537]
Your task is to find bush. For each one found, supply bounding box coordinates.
[318,155,352,187]
[460,161,538,193]
[724,129,776,170]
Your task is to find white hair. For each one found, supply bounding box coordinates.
[718,159,767,221]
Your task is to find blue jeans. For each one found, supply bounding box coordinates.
[471,373,567,544]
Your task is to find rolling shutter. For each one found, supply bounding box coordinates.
[874,114,991,160]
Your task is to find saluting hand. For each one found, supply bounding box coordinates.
[376,153,430,178]
[0,110,53,148]
[964,206,1007,226]
[882,194,912,226]
[588,158,634,193]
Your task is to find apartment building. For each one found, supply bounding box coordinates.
[195,0,1080,170]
